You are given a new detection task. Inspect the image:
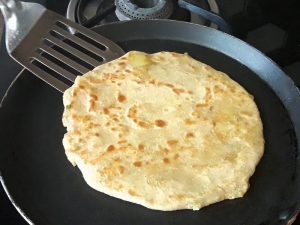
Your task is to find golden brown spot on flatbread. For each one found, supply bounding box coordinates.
[163,148,170,153]
[173,154,180,159]
[175,194,185,200]
[186,132,195,138]
[87,76,102,84]
[127,106,137,118]
[107,145,115,152]
[173,88,185,95]
[138,121,152,128]
[118,166,125,174]
[163,158,170,164]
[164,83,174,88]
[114,158,120,162]
[133,161,142,167]
[74,130,81,135]
[118,94,126,102]
[167,140,178,146]
[185,119,196,125]
[90,94,98,101]
[155,119,167,127]
[89,99,96,112]
[138,144,145,151]
[128,189,138,196]
[103,108,109,114]
[225,153,237,162]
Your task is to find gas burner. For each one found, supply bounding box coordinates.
[115,0,174,20]
[66,0,221,29]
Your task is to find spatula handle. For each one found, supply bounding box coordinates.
[0,0,22,19]
[0,0,46,53]
[0,0,21,9]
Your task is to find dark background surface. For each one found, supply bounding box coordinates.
[0,0,299,224]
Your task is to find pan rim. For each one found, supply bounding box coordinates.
[0,68,34,225]
[0,19,299,224]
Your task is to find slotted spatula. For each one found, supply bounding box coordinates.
[0,0,125,92]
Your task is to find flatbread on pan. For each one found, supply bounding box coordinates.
[62,51,264,211]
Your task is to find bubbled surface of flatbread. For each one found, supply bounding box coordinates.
[62,51,264,211]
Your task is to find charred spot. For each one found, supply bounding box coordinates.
[107,145,115,152]
[118,94,126,102]
[163,158,170,164]
[133,161,142,167]
[138,144,145,151]
[186,132,195,138]
[155,119,167,127]
[89,100,96,111]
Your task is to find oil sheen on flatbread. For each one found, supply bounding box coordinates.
[62,51,264,211]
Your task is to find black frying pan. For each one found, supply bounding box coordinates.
[0,20,299,225]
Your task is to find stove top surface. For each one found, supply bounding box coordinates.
[0,0,299,224]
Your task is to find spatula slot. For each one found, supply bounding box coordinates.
[37,50,80,78]
[55,21,107,51]
[43,39,94,71]
[31,58,73,86]
[75,32,107,51]
[49,30,104,63]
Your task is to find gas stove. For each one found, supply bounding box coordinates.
[0,0,299,224]
[66,0,220,29]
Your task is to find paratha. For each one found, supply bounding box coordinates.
[62,51,264,211]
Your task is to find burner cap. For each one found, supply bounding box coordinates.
[115,0,173,21]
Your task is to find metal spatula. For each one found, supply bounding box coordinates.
[0,0,125,92]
